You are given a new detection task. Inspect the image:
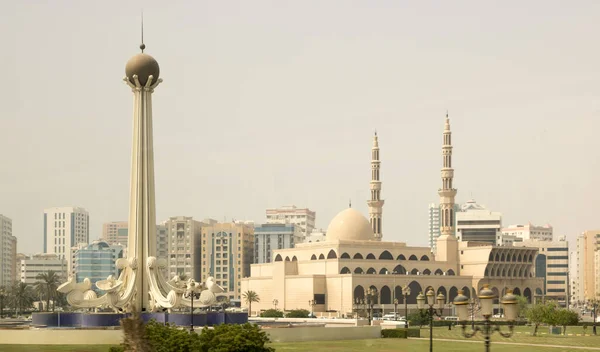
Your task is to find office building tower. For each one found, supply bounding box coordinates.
[502,223,553,242]
[0,214,16,287]
[455,200,502,245]
[20,253,68,285]
[72,240,123,292]
[101,221,129,245]
[164,216,204,281]
[254,223,302,264]
[199,221,254,300]
[43,207,89,266]
[266,205,315,239]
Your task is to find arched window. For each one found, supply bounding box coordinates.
[446,269,455,276]
[410,268,419,275]
[495,253,500,262]
[354,267,364,274]
[420,255,430,261]
[380,286,392,304]
[408,255,418,261]
[422,269,431,275]
[488,252,494,261]
[448,287,459,303]
[310,254,317,260]
[292,256,297,261]
[393,265,406,275]
[395,286,403,304]
[354,285,365,301]
[285,256,290,261]
[437,287,447,303]
[523,288,532,303]
[379,251,394,260]
[528,254,533,262]
[406,281,422,304]
[366,253,376,260]
[353,253,363,260]
[484,267,489,277]
[341,253,351,259]
[513,287,521,296]
[379,268,389,275]
[367,268,376,274]
[518,254,522,262]
[461,286,471,299]
[368,286,379,304]
[397,254,406,261]
[434,269,444,275]
[512,254,517,262]
[340,267,351,274]
[275,254,283,262]
[318,254,325,260]
[500,253,505,262]
[327,250,337,259]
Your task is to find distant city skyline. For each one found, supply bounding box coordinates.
[2,1,600,254]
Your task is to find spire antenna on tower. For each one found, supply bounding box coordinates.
[140,10,146,53]
[349,199,352,208]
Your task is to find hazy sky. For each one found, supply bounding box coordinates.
[2,1,600,255]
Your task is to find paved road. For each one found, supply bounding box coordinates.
[413,337,600,351]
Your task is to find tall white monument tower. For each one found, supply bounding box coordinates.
[367,132,384,241]
[58,36,220,313]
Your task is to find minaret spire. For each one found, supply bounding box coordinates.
[367,131,384,241]
[140,10,146,53]
[438,112,457,237]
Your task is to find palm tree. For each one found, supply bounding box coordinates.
[0,286,7,318]
[242,290,260,317]
[34,271,61,311]
[9,282,34,316]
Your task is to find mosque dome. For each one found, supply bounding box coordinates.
[326,208,375,242]
[125,52,160,86]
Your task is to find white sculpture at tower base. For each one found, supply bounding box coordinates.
[57,47,223,313]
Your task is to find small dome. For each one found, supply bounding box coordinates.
[326,208,375,242]
[125,53,160,86]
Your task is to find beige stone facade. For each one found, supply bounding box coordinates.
[241,208,544,316]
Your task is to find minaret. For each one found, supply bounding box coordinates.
[436,113,459,264]
[124,36,162,311]
[438,113,457,237]
[367,132,384,241]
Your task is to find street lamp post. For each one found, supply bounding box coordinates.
[308,299,316,317]
[365,288,378,325]
[417,288,446,352]
[393,299,398,320]
[468,298,480,330]
[183,283,202,333]
[403,285,411,329]
[587,299,598,335]
[273,299,278,310]
[453,285,518,352]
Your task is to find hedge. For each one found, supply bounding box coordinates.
[381,328,420,339]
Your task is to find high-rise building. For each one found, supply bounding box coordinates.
[455,200,502,245]
[164,216,204,281]
[576,230,600,300]
[0,214,17,287]
[513,238,569,306]
[72,240,123,292]
[254,223,302,264]
[501,223,553,242]
[199,221,254,300]
[43,207,89,267]
[101,221,129,245]
[265,206,315,239]
[573,233,586,304]
[428,203,460,251]
[20,253,68,285]
[367,132,384,241]
[14,253,27,281]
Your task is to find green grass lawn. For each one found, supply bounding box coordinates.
[1,326,600,352]
[420,325,600,349]
[0,339,594,352]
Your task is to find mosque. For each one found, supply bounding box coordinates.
[240,116,543,317]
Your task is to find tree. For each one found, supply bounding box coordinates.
[554,309,579,335]
[285,309,310,318]
[407,310,429,328]
[516,295,529,319]
[526,303,546,336]
[9,282,34,316]
[242,290,260,317]
[260,309,284,318]
[0,286,7,318]
[34,271,61,312]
